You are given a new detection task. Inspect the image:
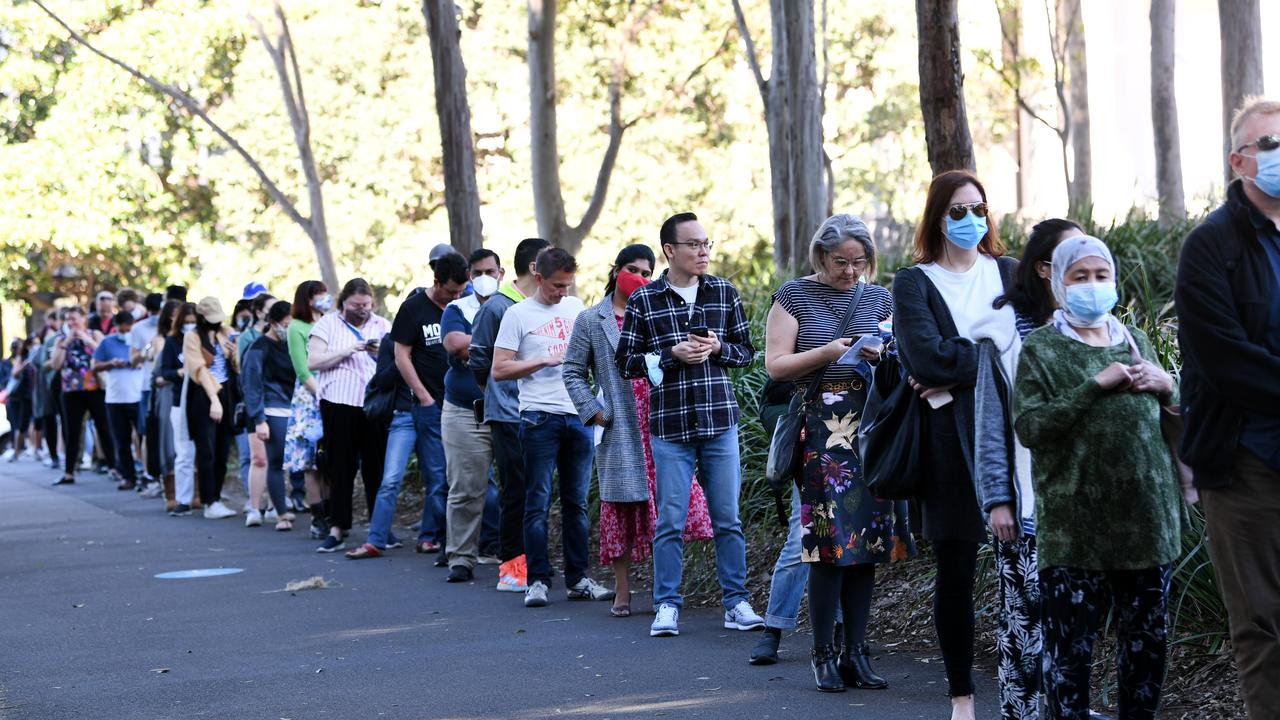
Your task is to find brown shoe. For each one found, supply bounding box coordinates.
[163,473,176,512]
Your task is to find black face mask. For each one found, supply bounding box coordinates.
[236,317,252,331]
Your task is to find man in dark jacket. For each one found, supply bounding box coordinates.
[1175,97,1280,720]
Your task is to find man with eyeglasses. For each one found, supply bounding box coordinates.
[616,211,765,638]
[1175,96,1280,720]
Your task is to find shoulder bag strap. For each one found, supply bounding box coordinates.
[801,281,867,404]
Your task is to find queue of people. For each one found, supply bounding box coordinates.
[3,97,1276,720]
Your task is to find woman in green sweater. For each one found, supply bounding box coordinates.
[1013,235,1180,720]
[285,280,330,538]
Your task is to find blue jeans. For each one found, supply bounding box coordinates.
[520,411,594,588]
[651,425,749,610]
[367,404,447,548]
[764,486,810,629]
[236,431,251,496]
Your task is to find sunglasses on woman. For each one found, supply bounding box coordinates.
[947,202,989,221]
[1237,135,1280,153]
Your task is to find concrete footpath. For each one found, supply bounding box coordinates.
[0,460,996,719]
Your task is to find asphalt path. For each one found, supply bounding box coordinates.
[0,461,997,719]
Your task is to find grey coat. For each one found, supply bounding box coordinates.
[562,297,649,503]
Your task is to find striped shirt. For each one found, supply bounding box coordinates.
[616,271,754,443]
[309,312,391,407]
[772,278,892,384]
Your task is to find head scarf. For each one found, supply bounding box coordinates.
[1049,234,1126,342]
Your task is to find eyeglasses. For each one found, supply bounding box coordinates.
[947,202,989,221]
[830,256,870,273]
[672,239,714,251]
[1237,135,1280,153]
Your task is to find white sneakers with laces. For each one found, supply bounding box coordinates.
[724,600,766,631]
[651,603,680,637]
[204,501,238,520]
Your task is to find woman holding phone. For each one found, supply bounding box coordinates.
[891,171,1026,720]
[764,214,913,693]
[307,278,390,553]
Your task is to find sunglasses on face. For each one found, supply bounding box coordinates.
[1237,135,1280,153]
[947,202,989,221]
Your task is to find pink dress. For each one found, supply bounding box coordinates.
[598,315,714,565]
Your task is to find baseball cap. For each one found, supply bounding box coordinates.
[242,281,269,300]
[428,243,457,264]
[195,296,228,324]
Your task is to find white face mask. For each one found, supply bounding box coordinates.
[471,274,500,298]
[181,323,197,335]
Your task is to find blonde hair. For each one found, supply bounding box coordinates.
[1230,96,1280,151]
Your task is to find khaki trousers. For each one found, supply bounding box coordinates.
[1202,449,1280,720]
[442,400,494,569]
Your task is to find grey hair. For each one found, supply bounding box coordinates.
[810,214,875,277]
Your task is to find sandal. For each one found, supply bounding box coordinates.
[609,604,631,618]
[275,519,293,532]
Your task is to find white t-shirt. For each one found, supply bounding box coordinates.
[129,316,160,378]
[494,295,584,415]
[448,293,483,325]
[669,279,698,318]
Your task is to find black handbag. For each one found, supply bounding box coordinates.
[362,341,398,425]
[764,283,866,524]
[858,346,924,500]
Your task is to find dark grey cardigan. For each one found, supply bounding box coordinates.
[561,297,649,503]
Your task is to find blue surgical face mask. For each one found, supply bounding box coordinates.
[181,323,197,335]
[1251,148,1280,198]
[1063,282,1118,327]
[313,294,334,313]
[944,213,988,251]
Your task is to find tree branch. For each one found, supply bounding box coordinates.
[730,0,767,93]
[276,2,311,145]
[30,0,312,233]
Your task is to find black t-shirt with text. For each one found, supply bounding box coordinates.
[390,290,447,406]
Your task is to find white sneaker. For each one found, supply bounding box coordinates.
[204,501,238,520]
[567,577,616,601]
[263,509,279,523]
[524,580,549,608]
[651,603,680,637]
[724,600,766,631]
[18,449,35,461]
[0,449,14,461]
[244,509,263,527]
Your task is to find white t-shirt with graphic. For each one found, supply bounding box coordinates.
[494,295,584,415]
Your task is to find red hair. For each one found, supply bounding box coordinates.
[912,170,1005,264]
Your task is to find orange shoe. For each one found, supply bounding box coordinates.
[496,554,528,593]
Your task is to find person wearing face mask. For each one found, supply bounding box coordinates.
[241,301,297,531]
[285,280,329,537]
[374,249,504,577]
[159,302,199,514]
[232,290,275,512]
[1175,97,1280,720]
[891,171,1021,720]
[1014,234,1180,720]
[184,297,242,520]
[563,244,714,618]
[307,278,390,552]
[47,306,114,486]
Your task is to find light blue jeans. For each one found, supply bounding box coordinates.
[651,425,749,611]
[764,487,810,629]
[367,405,447,548]
[236,431,251,496]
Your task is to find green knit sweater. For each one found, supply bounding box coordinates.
[286,319,314,384]
[1013,325,1181,571]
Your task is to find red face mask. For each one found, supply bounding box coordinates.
[615,270,648,299]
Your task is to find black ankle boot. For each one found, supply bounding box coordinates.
[749,627,781,665]
[811,644,845,693]
[838,643,888,689]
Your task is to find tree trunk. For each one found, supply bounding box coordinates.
[999,0,1026,213]
[781,0,826,276]
[1149,0,1185,227]
[526,0,630,259]
[1217,0,1264,184]
[423,0,483,255]
[1059,0,1091,213]
[915,0,976,175]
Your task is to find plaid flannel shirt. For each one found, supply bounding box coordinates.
[615,271,754,443]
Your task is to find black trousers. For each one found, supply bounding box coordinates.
[186,384,234,506]
[489,420,526,562]
[61,390,114,476]
[1041,565,1170,720]
[105,402,141,483]
[933,539,979,698]
[319,400,386,532]
[41,412,60,461]
[145,393,161,479]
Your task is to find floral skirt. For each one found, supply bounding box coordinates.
[798,381,914,566]
[284,382,321,473]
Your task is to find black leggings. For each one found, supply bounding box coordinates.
[808,563,876,649]
[319,400,386,532]
[41,413,60,461]
[255,415,290,513]
[61,390,114,476]
[187,384,234,506]
[934,539,979,697]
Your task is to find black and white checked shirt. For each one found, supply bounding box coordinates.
[615,271,754,443]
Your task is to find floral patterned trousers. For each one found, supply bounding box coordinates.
[1040,564,1171,720]
[995,536,1042,720]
